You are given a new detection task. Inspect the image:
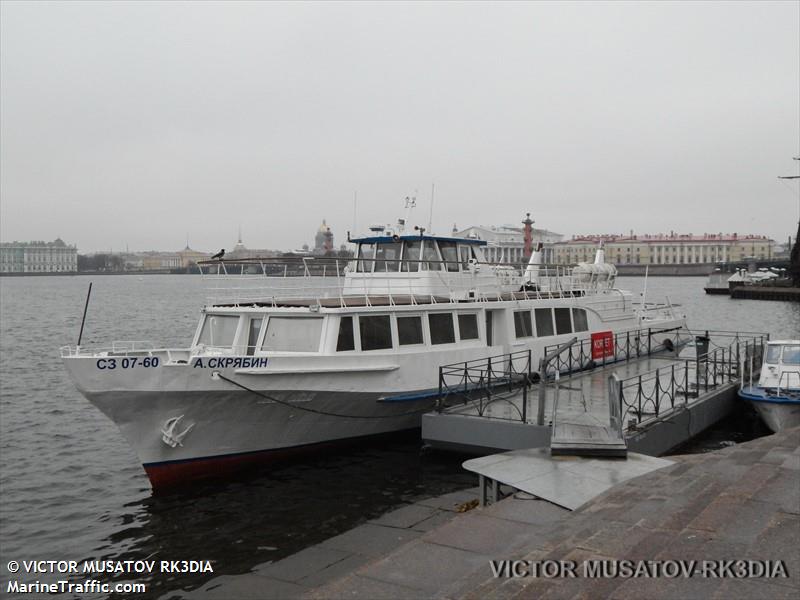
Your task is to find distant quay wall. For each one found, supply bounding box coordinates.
[615,264,714,276]
[0,269,194,277]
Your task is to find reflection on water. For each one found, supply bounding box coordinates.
[1,274,797,597]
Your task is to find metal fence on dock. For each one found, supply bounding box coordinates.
[434,329,769,429]
[613,333,767,429]
[436,349,534,420]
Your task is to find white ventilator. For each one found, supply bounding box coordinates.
[523,243,544,286]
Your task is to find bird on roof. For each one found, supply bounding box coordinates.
[211,249,225,260]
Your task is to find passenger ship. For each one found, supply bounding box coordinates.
[62,218,687,490]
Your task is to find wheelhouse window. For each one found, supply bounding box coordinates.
[397,315,424,345]
[514,311,533,338]
[246,317,263,355]
[359,315,392,350]
[198,315,240,348]
[421,241,441,271]
[554,308,572,335]
[534,308,554,337]
[458,245,471,269]
[572,308,589,332]
[336,316,355,351]
[262,317,323,352]
[438,241,459,272]
[766,345,782,363]
[401,240,421,272]
[458,314,479,340]
[356,243,376,273]
[374,242,402,272]
[429,313,455,344]
[782,345,800,364]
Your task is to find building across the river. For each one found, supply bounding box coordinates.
[552,232,776,266]
[454,222,563,264]
[0,238,78,273]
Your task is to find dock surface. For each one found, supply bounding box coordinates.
[178,426,799,600]
[310,426,799,600]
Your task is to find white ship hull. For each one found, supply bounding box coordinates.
[63,314,685,490]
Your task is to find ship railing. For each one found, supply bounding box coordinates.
[59,343,187,360]
[197,257,618,307]
[436,349,534,421]
[612,334,767,430]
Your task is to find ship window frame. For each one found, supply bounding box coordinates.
[572,308,589,332]
[513,310,533,338]
[421,240,442,272]
[397,314,425,346]
[457,313,480,341]
[261,316,324,353]
[356,243,376,273]
[401,240,421,272]
[438,241,460,273]
[336,316,356,352]
[534,308,555,337]
[374,241,402,273]
[780,345,800,365]
[766,345,782,364]
[554,308,572,335]
[428,312,456,345]
[359,314,393,351]
[197,314,241,349]
[246,316,264,356]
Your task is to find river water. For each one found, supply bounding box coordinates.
[0,274,797,598]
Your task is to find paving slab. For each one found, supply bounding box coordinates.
[252,546,352,583]
[184,574,305,600]
[318,522,422,557]
[367,503,440,529]
[354,538,490,593]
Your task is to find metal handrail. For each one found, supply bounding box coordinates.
[437,350,533,421]
[616,337,766,428]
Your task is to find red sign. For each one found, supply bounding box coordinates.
[591,331,614,360]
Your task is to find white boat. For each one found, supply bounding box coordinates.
[739,340,800,432]
[62,216,687,491]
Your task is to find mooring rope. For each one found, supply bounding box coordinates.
[214,372,435,420]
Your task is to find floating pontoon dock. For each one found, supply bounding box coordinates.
[423,330,768,506]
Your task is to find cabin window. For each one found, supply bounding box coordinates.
[513,311,533,338]
[401,240,421,272]
[357,243,376,272]
[782,345,800,365]
[766,345,782,363]
[375,242,402,272]
[554,308,572,335]
[336,316,355,351]
[429,313,455,344]
[438,241,459,272]
[359,315,393,350]
[262,317,323,352]
[572,308,589,332]
[458,245,471,269]
[198,315,240,348]
[246,317,263,355]
[534,308,554,337]
[397,315,424,345]
[421,241,441,271]
[458,314,479,340]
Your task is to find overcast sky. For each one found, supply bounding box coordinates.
[1,1,798,253]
